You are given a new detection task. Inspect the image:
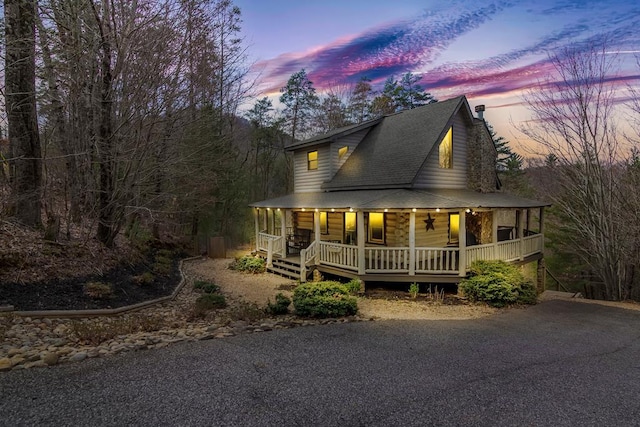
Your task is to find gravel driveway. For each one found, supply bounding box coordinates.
[2,299,640,426]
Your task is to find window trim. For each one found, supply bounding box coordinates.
[307,150,318,170]
[338,146,349,159]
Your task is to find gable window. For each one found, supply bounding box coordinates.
[439,127,453,168]
[448,213,459,244]
[320,211,328,234]
[368,212,385,244]
[307,150,318,170]
[338,146,348,159]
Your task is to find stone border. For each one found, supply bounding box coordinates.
[3,256,203,319]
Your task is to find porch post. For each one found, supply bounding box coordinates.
[263,209,268,232]
[492,210,498,260]
[459,210,467,277]
[517,209,524,260]
[357,210,365,275]
[539,207,545,234]
[280,209,287,255]
[314,210,321,245]
[254,208,259,252]
[266,238,273,268]
[409,211,416,275]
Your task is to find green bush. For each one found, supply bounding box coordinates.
[293,281,357,318]
[195,293,227,311]
[409,282,419,299]
[266,293,291,315]
[83,282,114,300]
[345,278,363,295]
[132,272,155,286]
[459,260,537,307]
[193,280,220,294]
[230,255,266,274]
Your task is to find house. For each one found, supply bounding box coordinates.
[250,96,548,289]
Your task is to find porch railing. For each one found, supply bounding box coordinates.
[257,232,285,257]
[365,247,410,273]
[414,247,459,273]
[523,234,543,258]
[495,239,521,262]
[318,241,358,271]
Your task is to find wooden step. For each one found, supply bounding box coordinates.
[268,266,300,279]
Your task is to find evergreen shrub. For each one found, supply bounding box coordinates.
[459,260,537,307]
[293,281,357,318]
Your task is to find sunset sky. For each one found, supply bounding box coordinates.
[235,0,640,153]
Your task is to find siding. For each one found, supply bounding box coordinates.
[329,128,369,178]
[413,112,468,189]
[293,144,331,193]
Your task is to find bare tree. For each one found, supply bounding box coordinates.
[5,0,42,227]
[520,41,635,300]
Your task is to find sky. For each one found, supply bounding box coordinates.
[235,0,640,154]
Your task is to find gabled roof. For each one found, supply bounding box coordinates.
[322,96,472,191]
[250,189,550,210]
[285,117,382,151]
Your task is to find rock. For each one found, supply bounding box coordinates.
[7,348,21,357]
[0,357,13,372]
[42,352,59,366]
[198,334,215,341]
[24,360,46,369]
[69,352,87,362]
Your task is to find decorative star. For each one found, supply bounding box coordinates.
[424,213,435,231]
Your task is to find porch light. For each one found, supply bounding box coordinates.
[276,208,280,211]
[267,208,270,211]
[412,208,417,212]
[384,208,388,212]
[331,208,335,212]
[315,208,319,212]
[302,208,306,212]
[436,208,440,212]
[465,208,471,213]
[349,207,354,212]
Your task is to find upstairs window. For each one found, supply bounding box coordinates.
[439,127,453,168]
[307,150,318,170]
[338,146,348,159]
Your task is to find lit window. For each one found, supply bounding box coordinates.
[320,211,328,234]
[307,151,318,170]
[338,146,348,159]
[368,212,384,243]
[439,127,452,168]
[449,213,459,244]
[344,212,356,245]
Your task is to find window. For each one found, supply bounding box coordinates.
[449,213,459,244]
[344,212,356,245]
[439,127,452,168]
[320,211,328,234]
[368,212,384,243]
[338,146,348,159]
[307,151,318,170]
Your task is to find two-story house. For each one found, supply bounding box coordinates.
[250,96,548,289]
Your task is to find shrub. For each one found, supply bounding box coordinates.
[459,260,537,307]
[83,282,114,300]
[345,278,363,295]
[293,281,357,318]
[153,255,173,275]
[230,255,266,274]
[266,293,291,315]
[224,301,266,323]
[409,282,419,299]
[132,272,155,286]
[195,293,227,311]
[193,280,220,294]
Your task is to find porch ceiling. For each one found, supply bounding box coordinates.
[250,189,549,210]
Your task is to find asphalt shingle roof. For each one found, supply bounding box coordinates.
[322,96,468,190]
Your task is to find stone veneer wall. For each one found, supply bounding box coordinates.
[467,120,498,193]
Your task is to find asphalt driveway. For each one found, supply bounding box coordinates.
[2,300,640,426]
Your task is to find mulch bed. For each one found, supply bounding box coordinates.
[0,257,182,311]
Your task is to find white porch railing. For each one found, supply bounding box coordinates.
[495,239,521,262]
[302,240,318,265]
[257,232,285,257]
[523,234,544,258]
[414,247,459,273]
[365,247,410,273]
[318,241,359,271]
[466,243,497,265]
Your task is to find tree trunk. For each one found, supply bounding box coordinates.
[5,0,42,227]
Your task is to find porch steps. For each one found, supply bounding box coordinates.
[268,258,302,280]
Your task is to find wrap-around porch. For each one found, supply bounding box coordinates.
[254,206,544,282]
